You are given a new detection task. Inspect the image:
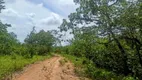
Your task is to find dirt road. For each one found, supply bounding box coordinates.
[11,55,81,80]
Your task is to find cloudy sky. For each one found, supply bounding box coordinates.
[0,0,77,42]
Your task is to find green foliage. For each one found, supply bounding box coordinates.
[0,3,18,55]
[59,58,68,66]
[61,53,87,67]
[0,1,57,79]
[24,28,57,56]
[1,0,142,79]
[85,63,137,80]
[0,22,18,55]
[59,0,142,79]
[25,28,56,47]
[0,55,51,79]
[62,53,136,80]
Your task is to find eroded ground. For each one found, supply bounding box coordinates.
[10,55,82,80]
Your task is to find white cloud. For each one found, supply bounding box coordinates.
[4,0,16,3]
[25,0,78,17]
[0,0,77,44]
[0,0,64,42]
[1,8,22,17]
[26,13,36,18]
[37,3,44,7]
[39,13,62,26]
[40,0,78,17]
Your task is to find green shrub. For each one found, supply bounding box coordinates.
[0,55,51,79]
[61,53,136,80]
[122,76,136,80]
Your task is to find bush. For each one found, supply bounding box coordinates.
[61,53,136,80]
[122,76,136,80]
[0,55,50,79]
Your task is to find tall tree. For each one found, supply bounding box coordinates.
[0,0,18,55]
[59,0,142,77]
[24,28,56,55]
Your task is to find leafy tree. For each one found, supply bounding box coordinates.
[0,22,18,55]
[59,0,142,79]
[24,27,56,56]
[24,26,36,44]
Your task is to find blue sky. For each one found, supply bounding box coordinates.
[0,0,77,42]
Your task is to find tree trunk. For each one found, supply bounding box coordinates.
[110,31,131,75]
[136,44,142,66]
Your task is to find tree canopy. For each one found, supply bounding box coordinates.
[59,0,142,79]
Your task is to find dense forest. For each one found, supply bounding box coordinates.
[1,0,142,80]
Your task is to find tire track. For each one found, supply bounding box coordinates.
[11,55,85,80]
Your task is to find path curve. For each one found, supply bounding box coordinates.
[11,55,80,80]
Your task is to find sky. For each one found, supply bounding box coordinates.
[0,0,78,42]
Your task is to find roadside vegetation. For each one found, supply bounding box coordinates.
[60,53,135,80]
[0,0,56,79]
[58,0,142,80]
[0,55,52,79]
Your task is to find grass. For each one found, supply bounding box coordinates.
[0,53,136,80]
[60,53,88,67]
[59,58,68,66]
[0,54,52,80]
[60,53,90,78]
[60,53,136,80]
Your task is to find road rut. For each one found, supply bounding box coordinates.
[11,55,80,80]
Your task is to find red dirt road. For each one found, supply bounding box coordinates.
[11,55,80,80]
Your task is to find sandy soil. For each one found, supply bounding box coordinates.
[10,55,81,80]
